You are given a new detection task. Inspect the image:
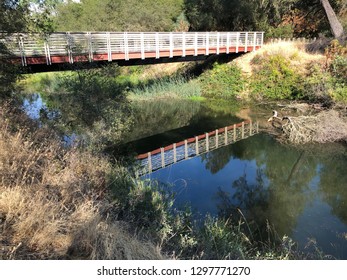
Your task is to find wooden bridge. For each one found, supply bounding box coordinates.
[136,120,258,176]
[2,31,264,71]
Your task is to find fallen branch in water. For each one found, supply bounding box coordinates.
[268,110,347,144]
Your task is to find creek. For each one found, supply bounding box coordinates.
[22,93,347,259]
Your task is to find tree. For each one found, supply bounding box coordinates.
[54,0,185,31]
[0,0,29,99]
[320,0,345,39]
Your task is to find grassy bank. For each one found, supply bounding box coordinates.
[200,40,347,104]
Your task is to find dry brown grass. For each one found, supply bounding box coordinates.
[0,103,162,260]
[233,41,325,76]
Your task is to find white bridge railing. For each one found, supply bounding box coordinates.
[2,31,264,66]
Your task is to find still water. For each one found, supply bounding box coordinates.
[23,94,347,259]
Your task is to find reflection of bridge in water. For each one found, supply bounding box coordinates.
[136,120,258,176]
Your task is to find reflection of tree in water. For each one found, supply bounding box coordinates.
[216,169,269,220]
[211,133,320,238]
[124,99,201,142]
[39,66,133,147]
[201,144,234,174]
[318,144,347,225]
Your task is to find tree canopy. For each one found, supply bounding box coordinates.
[53,0,185,32]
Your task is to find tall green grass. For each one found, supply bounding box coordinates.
[129,76,201,99]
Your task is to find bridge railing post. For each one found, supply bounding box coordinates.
[141,33,145,59]
[245,32,248,52]
[169,32,173,58]
[253,32,257,51]
[205,32,209,55]
[155,32,160,59]
[226,32,230,54]
[87,32,93,62]
[107,32,112,61]
[261,32,264,47]
[147,152,152,173]
[182,32,186,57]
[194,32,198,56]
[18,35,27,66]
[124,32,129,60]
[236,32,239,53]
[184,140,188,159]
[66,32,73,64]
[217,32,220,55]
[44,35,51,65]
[161,148,165,168]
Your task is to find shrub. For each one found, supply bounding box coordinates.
[250,54,303,100]
[200,63,245,98]
[302,63,333,104]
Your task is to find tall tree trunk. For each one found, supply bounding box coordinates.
[320,0,345,39]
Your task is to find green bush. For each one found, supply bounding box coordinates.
[250,54,303,100]
[330,55,347,82]
[302,63,333,104]
[200,63,245,98]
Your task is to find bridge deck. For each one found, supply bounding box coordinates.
[2,31,263,69]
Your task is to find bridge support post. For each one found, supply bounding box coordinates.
[205,133,209,152]
[224,127,228,145]
[195,136,199,155]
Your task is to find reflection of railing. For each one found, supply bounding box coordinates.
[136,120,258,176]
[2,31,264,67]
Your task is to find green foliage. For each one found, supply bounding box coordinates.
[130,76,201,99]
[200,63,245,98]
[54,0,184,31]
[184,0,296,32]
[302,63,334,104]
[250,54,303,100]
[266,24,294,39]
[330,55,347,81]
